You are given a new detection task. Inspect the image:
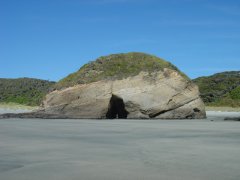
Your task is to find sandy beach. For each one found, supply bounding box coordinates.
[0,104,38,114]
[0,111,240,180]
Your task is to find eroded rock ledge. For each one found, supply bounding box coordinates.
[0,69,206,119]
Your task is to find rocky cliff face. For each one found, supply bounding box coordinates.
[40,69,205,119]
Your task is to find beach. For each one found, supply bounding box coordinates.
[0,104,38,114]
[0,110,240,180]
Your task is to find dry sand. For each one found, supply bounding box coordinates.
[0,104,38,114]
[0,111,240,180]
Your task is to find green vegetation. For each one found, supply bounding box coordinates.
[1,53,239,108]
[230,86,240,100]
[0,78,55,106]
[0,52,188,106]
[55,52,188,89]
[193,71,240,107]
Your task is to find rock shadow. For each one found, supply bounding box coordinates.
[106,95,128,119]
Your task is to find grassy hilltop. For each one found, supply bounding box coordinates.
[0,78,55,106]
[55,52,188,89]
[193,71,240,107]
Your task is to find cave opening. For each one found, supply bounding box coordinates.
[106,95,128,119]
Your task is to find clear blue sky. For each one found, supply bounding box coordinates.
[1,0,239,81]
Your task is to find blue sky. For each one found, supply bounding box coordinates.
[0,0,240,81]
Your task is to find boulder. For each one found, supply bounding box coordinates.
[40,69,205,119]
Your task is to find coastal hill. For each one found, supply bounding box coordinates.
[55,52,189,90]
[32,52,205,119]
[0,78,55,106]
[0,54,239,110]
[0,52,205,119]
[193,71,240,107]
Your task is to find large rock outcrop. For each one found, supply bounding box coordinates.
[39,69,205,119]
[0,53,206,119]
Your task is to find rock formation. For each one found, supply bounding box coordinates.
[40,69,205,119]
[0,52,206,119]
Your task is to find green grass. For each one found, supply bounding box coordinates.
[55,52,189,89]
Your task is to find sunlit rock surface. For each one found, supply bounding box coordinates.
[40,69,205,119]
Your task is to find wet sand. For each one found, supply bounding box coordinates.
[0,112,240,180]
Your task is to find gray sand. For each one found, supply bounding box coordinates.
[0,112,240,180]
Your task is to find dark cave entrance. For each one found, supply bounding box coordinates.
[106,95,128,119]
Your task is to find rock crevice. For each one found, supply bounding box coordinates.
[106,95,128,119]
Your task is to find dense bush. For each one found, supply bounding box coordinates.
[0,78,55,106]
[193,71,240,107]
[230,86,240,100]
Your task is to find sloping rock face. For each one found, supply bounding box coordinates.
[41,69,206,119]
